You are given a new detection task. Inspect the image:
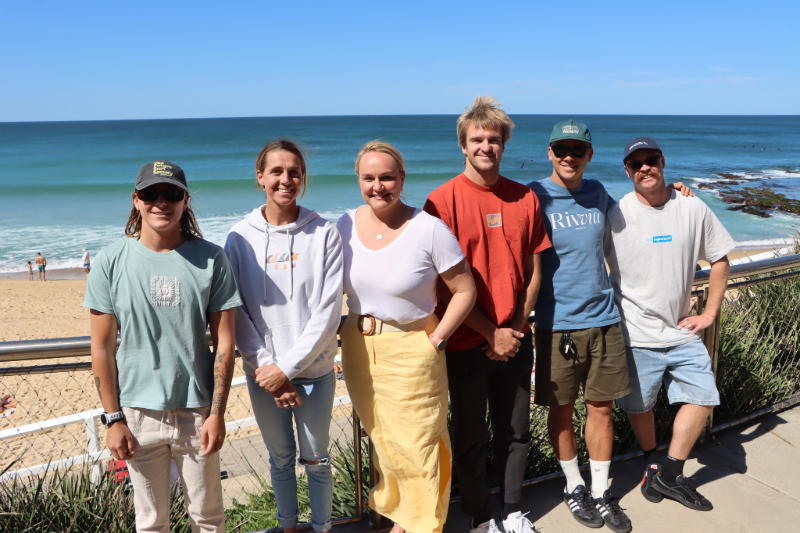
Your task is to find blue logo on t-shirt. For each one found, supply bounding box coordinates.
[648,235,673,243]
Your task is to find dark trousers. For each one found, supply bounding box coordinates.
[446,332,534,522]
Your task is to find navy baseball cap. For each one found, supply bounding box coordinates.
[623,137,661,161]
[135,161,189,192]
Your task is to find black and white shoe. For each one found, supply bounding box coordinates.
[652,474,713,511]
[594,490,632,533]
[641,463,665,502]
[563,485,604,528]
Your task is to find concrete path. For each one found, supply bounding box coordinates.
[444,404,800,533]
[335,404,800,533]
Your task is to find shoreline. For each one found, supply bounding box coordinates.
[2,243,795,280]
[1,267,87,280]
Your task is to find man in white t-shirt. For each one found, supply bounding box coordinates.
[82,248,91,277]
[604,137,735,513]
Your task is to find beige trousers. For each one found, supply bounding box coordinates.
[121,406,224,533]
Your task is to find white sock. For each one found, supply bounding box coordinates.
[590,459,611,499]
[558,456,584,493]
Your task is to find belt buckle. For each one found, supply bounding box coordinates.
[358,315,376,336]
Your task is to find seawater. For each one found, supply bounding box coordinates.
[1,115,799,272]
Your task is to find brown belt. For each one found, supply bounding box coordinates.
[351,312,435,336]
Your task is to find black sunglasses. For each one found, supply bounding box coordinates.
[550,144,590,158]
[137,187,186,203]
[625,154,662,171]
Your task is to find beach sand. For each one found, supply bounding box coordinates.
[0,275,349,474]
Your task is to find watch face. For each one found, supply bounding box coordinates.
[102,412,122,426]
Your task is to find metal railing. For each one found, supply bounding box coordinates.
[2,253,800,532]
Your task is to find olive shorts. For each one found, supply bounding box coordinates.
[534,322,631,406]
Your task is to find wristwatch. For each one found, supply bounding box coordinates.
[429,334,447,351]
[100,411,124,427]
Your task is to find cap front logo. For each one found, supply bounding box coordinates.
[629,141,648,150]
[562,125,580,134]
[153,161,174,177]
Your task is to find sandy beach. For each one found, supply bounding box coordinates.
[0,274,351,474]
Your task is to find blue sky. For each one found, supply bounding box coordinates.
[1,1,798,121]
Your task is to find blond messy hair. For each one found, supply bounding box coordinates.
[456,95,515,147]
[354,140,405,175]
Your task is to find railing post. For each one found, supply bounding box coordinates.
[352,409,364,521]
[368,437,391,531]
[697,287,722,447]
[85,414,102,483]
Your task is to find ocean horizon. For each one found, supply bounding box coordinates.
[1,114,799,273]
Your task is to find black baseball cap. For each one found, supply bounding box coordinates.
[623,137,661,161]
[135,161,189,192]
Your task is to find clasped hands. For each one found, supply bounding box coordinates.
[254,364,303,409]
[482,327,524,362]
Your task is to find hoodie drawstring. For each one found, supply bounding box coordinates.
[287,229,294,301]
[264,229,269,305]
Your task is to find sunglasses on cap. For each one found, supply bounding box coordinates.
[550,144,590,158]
[136,187,186,203]
[625,154,662,171]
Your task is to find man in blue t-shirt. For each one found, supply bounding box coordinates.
[527,120,632,533]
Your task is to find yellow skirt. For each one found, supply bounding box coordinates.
[341,314,452,533]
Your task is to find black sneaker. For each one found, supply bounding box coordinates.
[594,490,632,533]
[563,485,604,528]
[641,463,665,503]
[653,473,713,511]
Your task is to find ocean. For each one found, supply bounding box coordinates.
[1,115,799,273]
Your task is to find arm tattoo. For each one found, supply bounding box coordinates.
[94,376,102,401]
[210,350,232,416]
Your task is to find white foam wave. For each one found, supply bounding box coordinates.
[0,209,353,273]
[757,169,800,179]
[735,238,795,250]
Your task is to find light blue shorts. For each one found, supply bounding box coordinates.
[616,338,720,414]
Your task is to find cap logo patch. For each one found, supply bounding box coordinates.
[153,161,174,177]
[629,141,648,150]
[562,125,580,134]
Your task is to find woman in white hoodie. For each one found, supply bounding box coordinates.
[224,140,343,533]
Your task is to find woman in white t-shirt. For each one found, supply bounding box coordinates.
[337,141,476,533]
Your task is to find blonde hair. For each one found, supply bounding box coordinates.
[255,139,308,198]
[456,95,515,147]
[354,140,405,175]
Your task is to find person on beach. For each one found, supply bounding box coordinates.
[34,253,46,281]
[82,248,91,277]
[605,137,734,512]
[528,121,694,533]
[27,261,33,281]
[224,140,344,533]
[0,394,16,417]
[424,96,551,533]
[85,160,241,532]
[339,140,476,533]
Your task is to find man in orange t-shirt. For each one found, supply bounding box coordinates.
[424,96,551,533]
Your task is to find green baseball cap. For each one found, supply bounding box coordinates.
[549,119,592,144]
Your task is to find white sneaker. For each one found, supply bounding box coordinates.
[502,511,538,533]
[470,518,502,533]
